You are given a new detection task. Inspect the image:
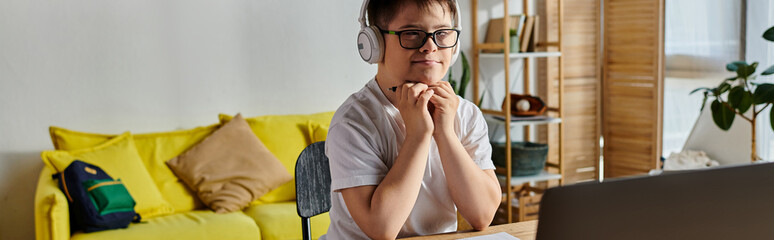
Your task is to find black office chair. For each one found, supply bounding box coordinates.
[295,141,332,240]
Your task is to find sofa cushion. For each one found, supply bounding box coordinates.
[49,124,220,212]
[167,114,292,213]
[41,132,174,218]
[243,202,329,240]
[70,210,261,240]
[219,112,334,203]
[308,121,329,143]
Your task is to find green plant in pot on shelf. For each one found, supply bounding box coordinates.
[691,25,774,162]
[509,28,519,53]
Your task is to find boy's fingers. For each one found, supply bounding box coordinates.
[428,95,442,107]
[409,83,428,98]
[401,83,417,102]
[429,86,452,99]
[418,89,434,107]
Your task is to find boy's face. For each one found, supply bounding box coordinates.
[380,2,454,86]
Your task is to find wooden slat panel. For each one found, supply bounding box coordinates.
[537,0,601,185]
[603,0,664,178]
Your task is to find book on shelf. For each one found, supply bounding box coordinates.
[483,15,525,53]
[519,16,535,52]
[528,16,539,52]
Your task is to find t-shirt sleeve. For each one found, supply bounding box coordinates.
[326,121,389,192]
[461,104,496,170]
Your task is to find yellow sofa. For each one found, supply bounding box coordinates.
[35,112,334,240]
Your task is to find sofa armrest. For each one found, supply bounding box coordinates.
[35,165,70,240]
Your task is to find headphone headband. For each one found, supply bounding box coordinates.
[358,0,369,29]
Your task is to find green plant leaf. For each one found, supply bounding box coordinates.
[769,104,774,132]
[710,100,735,131]
[725,76,738,81]
[718,82,732,94]
[737,62,757,78]
[726,61,747,72]
[762,64,774,76]
[477,91,486,107]
[739,91,754,114]
[729,86,754,113]
[458,51,470,98]
[690,87,710,95]
[764,26,774,42]
[728,86,743,107]
[448,67,456,92]
[771,105,774,132]
[753,83,774,104]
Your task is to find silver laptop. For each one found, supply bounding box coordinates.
[536,162,774,240]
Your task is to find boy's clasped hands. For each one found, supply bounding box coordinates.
[395,81,459,138]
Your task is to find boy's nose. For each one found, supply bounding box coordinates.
[419,36,438,53]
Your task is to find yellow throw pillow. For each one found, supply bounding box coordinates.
[48,124,220,212]
[41,132,174,218]
[308,121,330,143]
[219,111,334,203]
[167,114,293,213]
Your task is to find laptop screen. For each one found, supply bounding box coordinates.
[536,162,774,240]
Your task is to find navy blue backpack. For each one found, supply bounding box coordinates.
[53,160,141,233]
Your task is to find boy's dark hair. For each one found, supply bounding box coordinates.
[367,0,458,29]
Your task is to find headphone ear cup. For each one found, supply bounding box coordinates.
[357,26,384,64]
[368,26,384,64]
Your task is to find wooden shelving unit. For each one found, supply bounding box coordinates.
[470,0,564,223]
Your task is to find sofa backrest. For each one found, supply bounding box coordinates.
[48,111,334,213]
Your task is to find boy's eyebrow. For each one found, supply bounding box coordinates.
[397,24,453,30]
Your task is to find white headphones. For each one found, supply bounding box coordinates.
[357,0,462,65]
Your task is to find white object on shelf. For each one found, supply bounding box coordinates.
[516,99,531,112]
[485,114,562,126]
[496,170,562,187]
[480,51,561,59]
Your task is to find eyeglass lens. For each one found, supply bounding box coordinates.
[400,30,458,49]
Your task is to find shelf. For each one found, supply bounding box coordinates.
[484,114,562,127]
[471,0,565,224]
[496,171,562,187]
[479,51,561,59]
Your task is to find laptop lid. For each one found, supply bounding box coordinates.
[536,162,774,240]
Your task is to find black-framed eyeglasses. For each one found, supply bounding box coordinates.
[380,29,460,49]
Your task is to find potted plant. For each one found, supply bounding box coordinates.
[691,25,774,162]
[447,51,485,107]
[509,29,519,53]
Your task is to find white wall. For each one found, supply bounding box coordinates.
[0,0,495,238]
[0,1,378,239]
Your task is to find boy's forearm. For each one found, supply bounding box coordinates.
[350,133,433,239]
[434,131,501,230]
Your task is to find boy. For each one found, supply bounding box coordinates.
[323,0,501,239]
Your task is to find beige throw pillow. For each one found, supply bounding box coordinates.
[166,114,292,213]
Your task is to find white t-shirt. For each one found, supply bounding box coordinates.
[321,78,495,239]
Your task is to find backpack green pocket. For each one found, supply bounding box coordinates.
[83,179,136,215]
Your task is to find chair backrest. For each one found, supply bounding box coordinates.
[295,141,331,218]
